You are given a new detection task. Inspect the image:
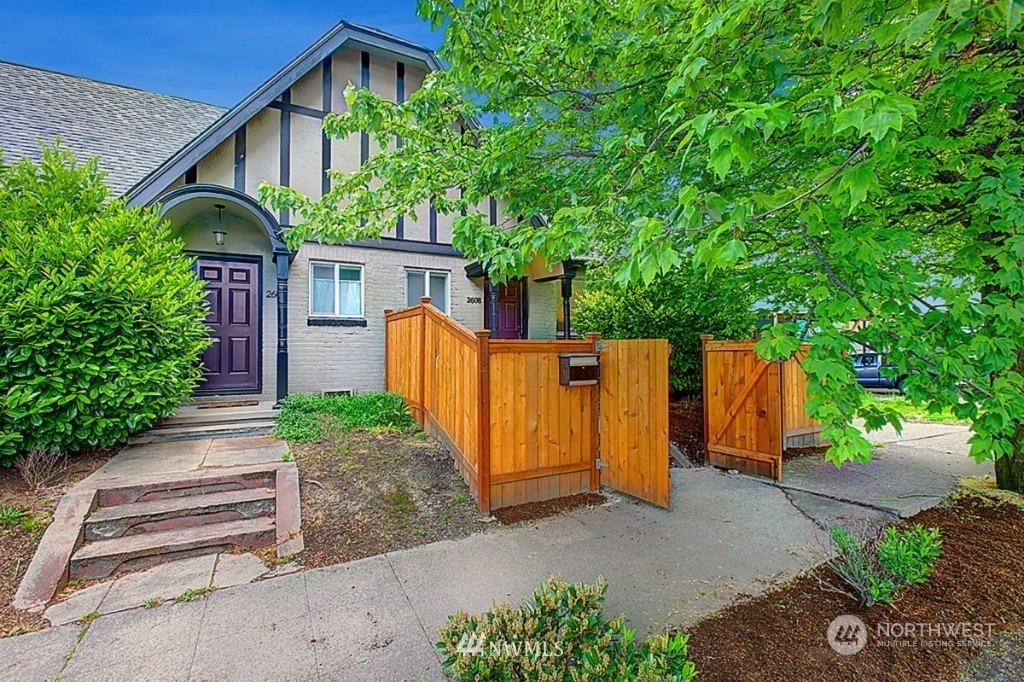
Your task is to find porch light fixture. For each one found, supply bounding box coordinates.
[212,204,227,246]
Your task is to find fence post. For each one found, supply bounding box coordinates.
[418,297,430,427]
[587,332,601,491]
[383,310,393,392]
[476,330,492,512]
[700,335,713,462]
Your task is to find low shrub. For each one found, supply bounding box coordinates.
[15,447,68,489]
[826,524,942,606]
[437,576,698,681]
[573,267,754,395]
[273,392,415,442]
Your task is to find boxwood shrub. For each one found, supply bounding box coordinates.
[437,576,698,681]
[0,146,210,464]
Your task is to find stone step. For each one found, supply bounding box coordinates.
[160,407,279,428]
[84,487,277,541]
[96,465,279,507]
[128,420,277,445]
[70,517,276,580]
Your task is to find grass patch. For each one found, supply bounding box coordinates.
[380,487,416,515]
[868,395,969,425]
[0,505,25,528]
[958,476,1024,509]
[142,597,165,608]
[274,393,415,442]
[174,586,216,603]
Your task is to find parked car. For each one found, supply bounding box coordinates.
[852,353,905,392]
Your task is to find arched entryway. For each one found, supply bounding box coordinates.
[157,184,292,403]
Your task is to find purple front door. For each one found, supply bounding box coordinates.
[486,280,525,339]
[196,258,261,393]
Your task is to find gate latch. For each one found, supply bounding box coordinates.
[595,459,609,469]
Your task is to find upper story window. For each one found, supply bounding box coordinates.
[406,269,449,314]
[310,262,364,318]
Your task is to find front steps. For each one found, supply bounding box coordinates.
[68,468,288,581]
[129,403,278,444]
[13,461,303,611]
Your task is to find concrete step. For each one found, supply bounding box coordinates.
[160,407,278,428]
[128,420,277,445]
[70,517,276,580]
[96,466,279,507]
[84,487,277,541]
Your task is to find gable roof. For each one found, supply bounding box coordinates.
[126,20,443,207]
[0,60,226,196]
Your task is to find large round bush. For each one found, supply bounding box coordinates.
[0,146,210,464]
[574,268,755,395]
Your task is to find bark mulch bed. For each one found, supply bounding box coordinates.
[685,492,1024,681]
[669,396,706,466]
[0,448,114,639]
[289,430,485,569]
[491,492,607,525]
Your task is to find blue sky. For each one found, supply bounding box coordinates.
[0,1,442,107]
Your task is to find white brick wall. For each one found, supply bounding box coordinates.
[287,242,489,394]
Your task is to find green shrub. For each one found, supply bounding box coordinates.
[826,524,942,606]
[0,146,210,465]
[274,392,415,442]
[573,267,754,394]
[437,576,698,681]
[877,524,943,586]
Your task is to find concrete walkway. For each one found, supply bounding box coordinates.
[1,423,982,682]
[782,421,991,518]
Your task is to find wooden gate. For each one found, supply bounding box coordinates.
[599,339,671,508]
[701,337,823,480]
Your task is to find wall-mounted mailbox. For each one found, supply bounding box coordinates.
[558,353,600,386]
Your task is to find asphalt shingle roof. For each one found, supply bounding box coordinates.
[0,60,226,197]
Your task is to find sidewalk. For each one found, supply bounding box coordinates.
[1,423,983,682]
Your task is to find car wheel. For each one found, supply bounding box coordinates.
[896,378,905,395]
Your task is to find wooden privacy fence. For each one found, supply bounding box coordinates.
[385,298,670,511]
[701,336,823,481]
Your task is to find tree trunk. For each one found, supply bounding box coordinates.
[995,349,1024,493]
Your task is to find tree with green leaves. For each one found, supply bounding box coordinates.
[0,146,210,463]
[262,0,1024,491]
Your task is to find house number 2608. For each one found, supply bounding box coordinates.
[466,296,482,304]
[266,290,278,299]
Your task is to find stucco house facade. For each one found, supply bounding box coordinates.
[0,21,584,405]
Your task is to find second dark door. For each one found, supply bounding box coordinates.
[487,279,525,339]
[195,257,261,393]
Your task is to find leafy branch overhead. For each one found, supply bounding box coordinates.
[262,0,1024,485]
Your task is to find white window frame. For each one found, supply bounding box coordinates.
[309,261,365,318]
[405,268,451,314]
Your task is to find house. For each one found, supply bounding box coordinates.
[0,21,586,406]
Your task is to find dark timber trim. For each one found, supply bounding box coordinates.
[395,61,406,239]
[279,90,292,225]
[233,128,246,192]
[267,100,328,119]
[489,197,497,226]
[321,56,332,197]
[360,51,370,167]
[185,165,198,185]
[126,22,445,207]
[299,235,461,257]
[429,197,438,243]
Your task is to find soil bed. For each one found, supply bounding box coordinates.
[685,493,1024,681]
[0,448,113,639]
[290,429,484,569]
[492,492,607,525]
[669,397,705,466]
